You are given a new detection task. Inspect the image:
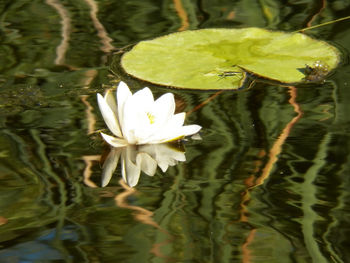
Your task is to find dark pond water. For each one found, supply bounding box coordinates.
[1,0,350,262]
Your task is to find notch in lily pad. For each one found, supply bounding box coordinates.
[120,28,341,90]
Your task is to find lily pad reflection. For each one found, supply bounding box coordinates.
[101,143,186,187]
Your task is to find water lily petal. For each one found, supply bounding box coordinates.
[152,93,175,126]
[152,124,201,144]
[100,132,128,147]
[136,152,157,176]
[137,113,185,144]
[105,89,118,117]
[132,87,154,104]
[97,93,123,137]
[162,113,201,139]
[142,113,187,144]
[117,81,132,136]
[120,99,139,144]
[180,124,202,136]
[101,148,121,187]
[116,81,132,107]
[170,112,186,126]
[125,88,155,124]
[122,88,156,144]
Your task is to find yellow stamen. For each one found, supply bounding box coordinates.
[147,112,155,124]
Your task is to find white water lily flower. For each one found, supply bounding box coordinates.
[102,144,186,187]
[97,81,201,146]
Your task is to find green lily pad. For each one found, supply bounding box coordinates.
[120,28,340,90]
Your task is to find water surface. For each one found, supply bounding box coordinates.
[0,0,350,262]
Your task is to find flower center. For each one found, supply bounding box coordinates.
[147,112,155,124]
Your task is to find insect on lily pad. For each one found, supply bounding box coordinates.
[303,60,330,82]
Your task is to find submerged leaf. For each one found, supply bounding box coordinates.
[120,28,340,90]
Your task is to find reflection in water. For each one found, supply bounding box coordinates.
[1,0,350,262]
[254,86,303,187]
[173,0,190,31]
[0,216,8,226]
[101,143,185,187]
[81,92,97,135]
[82,155,101,188]
[238,86,303,262]
[46,0,71,66]
[83,0,114,55]
[115,179,173,260]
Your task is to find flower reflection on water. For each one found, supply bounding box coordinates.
[101,143,186,187]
